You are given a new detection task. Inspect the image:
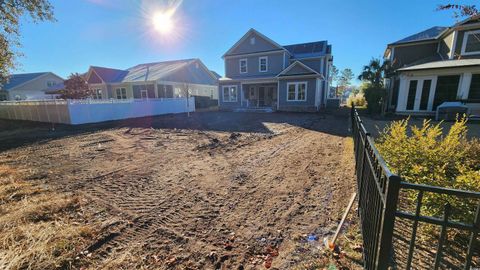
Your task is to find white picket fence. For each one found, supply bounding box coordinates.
[0,97,195,125]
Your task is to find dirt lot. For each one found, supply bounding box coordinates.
[0,111,361,269]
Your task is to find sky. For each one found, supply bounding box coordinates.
[16,0,478,85]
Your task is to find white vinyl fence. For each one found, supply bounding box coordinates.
[0,97,195,125]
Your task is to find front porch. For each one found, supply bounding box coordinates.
[240,83,277,109]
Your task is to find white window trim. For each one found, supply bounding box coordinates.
[141,89,148,99]
[461,29,480,55]
[115,87,127,99]
[93,88,102,99]
[239,59,248,74]
[259,56,268,72]
[286,81,308,102]
[222,85,238,102]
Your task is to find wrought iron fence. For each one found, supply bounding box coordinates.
[351,105,480,270]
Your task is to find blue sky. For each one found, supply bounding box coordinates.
[17,0,477,84]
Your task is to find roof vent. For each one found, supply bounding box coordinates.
[250,37,256,45]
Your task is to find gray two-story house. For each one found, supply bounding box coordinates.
[385,15,480,116]
[218,29,333,112]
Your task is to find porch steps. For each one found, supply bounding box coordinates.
[233,107,274,113]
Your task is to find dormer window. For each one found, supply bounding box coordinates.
[461,29,480,55]
[250,37,256,45]
[259,56,268,72]
[240,59,247,73]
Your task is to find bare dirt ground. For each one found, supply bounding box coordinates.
[0,110,362,269]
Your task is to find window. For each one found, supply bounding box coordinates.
[158,84,174,98]
[286,82,307,101]
[259,56,268,72]
[433,75,460,110]
[93,89,102,99]
[240,59,247,73]
[406,80,417,110]
[222,85,237,102]
[46,81,56,87]
[250,37,256,45]
[141,90,148,99]
[115,88,127,99]
[419,80,432,110]
[468,74,480,100]
[461,30,480,55]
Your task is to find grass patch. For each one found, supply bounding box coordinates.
[0,165,99,270]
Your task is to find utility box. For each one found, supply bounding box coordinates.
[436,102,468,121]
[326,98,340,109]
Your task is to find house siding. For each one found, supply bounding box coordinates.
[439,31,454,59]
[391,42,438,69]
[228,32,281,55]
[225,52,284,78]
[218,82,242,109]
[278,78,317,112]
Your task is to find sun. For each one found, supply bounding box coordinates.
[153,10,174,34]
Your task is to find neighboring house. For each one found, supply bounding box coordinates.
[218,28,333,112]
[85,58,218,102]
[0,72,64,101]
[384,15,480,115]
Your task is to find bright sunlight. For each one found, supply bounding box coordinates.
[153,10,174,34]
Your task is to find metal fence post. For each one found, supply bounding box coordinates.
[376,174,401,269]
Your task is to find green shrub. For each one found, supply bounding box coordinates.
[347,93,366,107]
[376,118,480,222]
[363,86,386,114]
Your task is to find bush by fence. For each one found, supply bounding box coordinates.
[376,118,480,222]
[351,106,480,269]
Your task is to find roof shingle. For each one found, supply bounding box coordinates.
[391,26,448,45]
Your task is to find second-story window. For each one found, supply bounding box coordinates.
[259,56,268,72]
[240,59,247,73]
[461,30,480,55]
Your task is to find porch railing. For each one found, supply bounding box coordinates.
[351,105,480,269]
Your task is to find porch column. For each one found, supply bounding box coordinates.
[459,72,472,100]
[396,75,408,112]
[154,83,159,98]
[240,83,243,107]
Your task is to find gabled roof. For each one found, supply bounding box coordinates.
[210,70,221,79]
[222,28,286,58]
[2,72,50,90]
[86,59,217,84]
[276,61,323,78]
[390,26,448,45]
[89,66,129,83]
[123,59,196,82]
[283,41,328,58]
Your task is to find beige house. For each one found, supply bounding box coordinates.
[0,72,64,101]
[85,59,218,103]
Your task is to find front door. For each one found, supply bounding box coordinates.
[258,87,265,107]
[406,77,436,111]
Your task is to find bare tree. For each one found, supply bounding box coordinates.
[180,82,191,117]
[437,4,478,18]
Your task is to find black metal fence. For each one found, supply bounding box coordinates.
[351,105,480,269]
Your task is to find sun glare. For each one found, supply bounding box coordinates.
[153,10,174,34]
